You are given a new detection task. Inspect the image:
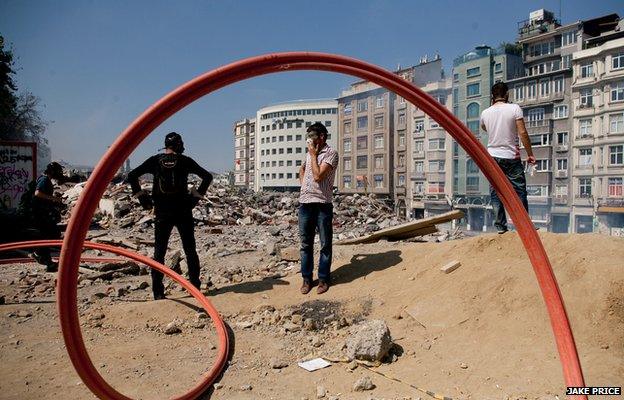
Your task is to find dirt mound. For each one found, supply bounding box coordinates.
[0,232,622,399]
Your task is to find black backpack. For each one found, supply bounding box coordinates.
[154,154,187,195]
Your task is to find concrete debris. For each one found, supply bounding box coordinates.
[440,260,461,274]
[345,319,393,362]
[353,375,375,391]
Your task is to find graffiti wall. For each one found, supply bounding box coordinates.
[0,142,37,209]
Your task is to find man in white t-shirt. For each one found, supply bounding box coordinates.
[480,82,536,234]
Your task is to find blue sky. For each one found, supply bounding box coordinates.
[2,0,622,172]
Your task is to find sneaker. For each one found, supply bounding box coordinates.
[317,280,330,295]
[497,228,508,235]
[153,293,167,301]
[300,280,312,295]
[45,262,58,273]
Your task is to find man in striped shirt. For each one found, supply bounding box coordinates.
[298,122,339,295]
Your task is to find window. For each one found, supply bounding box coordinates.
[414,161,424,172]
[579,119,592,138]
[529,41,555,57]
[272,149,277,155]
[539,79,550,97]
[610,113,624,133]
[580,88,593,107]
[611,81,624,102]
[357,136,368,150]
[374,115,384,129]
[343,176,352,188]
[467,67,480,77]
[287,160,293,166]
[343,139,351,153]
[467,102,480,119]
[514,85,524,101]
[398,130,406,146]
[286,135,292,141]
[553,76,564,93]
[357,116,368,129]
[374,155,384,169]
[562,54,572,69]
[554,105,568,119]
[413,140,424,152]
[527,81,537,99]
[343,104,352,115]
[579,178,592,197]
[613,52,624,70]
[398,96,405,105]
[398,174,406,187]
[278,173,284,179]
[296,160,302,166]
[296,147,302,154]
[374,135,384,149]
[278,148,284,154]
[557,159,568,171]
[356,156,367,169]
[579,148,592,166]
[580,62,593,78]
[466,159,479,173]
[453,73,459,81]
[527,185,549,197]
[343,158,352,171]
[398,112,406,125]
[467,83,480,97]
[557,131,569,145]
[357,99,368,112]
[555,185,568,197]
[428,138,445,150]
[397,153,405,167]
[375,95,384,108]
[428,160,445,172]
[561,30,577,46]
[373,175,384,188]
[494,63,502,73]
[608,177,623,197]
[610,145,624,165]
[430,120,439,129]
[296,134,302,140]
[286,173,293,179]
[530,134,551,146]
[467,120,480,134]
[534,159,551,171]
[414,119,424,133]
[466,176,479,191]
[287,148,293,154]
[305,122,311,128]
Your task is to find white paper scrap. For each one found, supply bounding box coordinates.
[297,358,332,372]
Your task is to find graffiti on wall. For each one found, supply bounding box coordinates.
[0,143,36,209]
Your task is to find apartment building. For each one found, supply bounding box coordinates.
[233,118,255,188]
[255,99,338,192]
[451,45,523,231]
[570,19,624,235]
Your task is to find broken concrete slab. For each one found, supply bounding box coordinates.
[440,260,461,274]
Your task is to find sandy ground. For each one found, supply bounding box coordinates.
[0,232,623,400]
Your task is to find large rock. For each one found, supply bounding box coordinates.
[344,320,393,362]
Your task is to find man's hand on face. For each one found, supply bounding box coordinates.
[307,141,318,156]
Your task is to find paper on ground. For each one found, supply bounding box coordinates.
[298,358,331,372]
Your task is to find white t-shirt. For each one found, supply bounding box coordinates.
[480,103,524,159]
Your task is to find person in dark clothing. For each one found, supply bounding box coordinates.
[127,132,213,300]
[28,162,67,272]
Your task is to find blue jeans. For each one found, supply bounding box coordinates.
[299,203,333,283]
[490,157,528,231]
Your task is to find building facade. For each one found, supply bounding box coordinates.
[570,28,624,235]
[255,99,338,192]
[233,118,255,188]
[451,45,523,231]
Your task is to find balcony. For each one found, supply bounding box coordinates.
[413,150,425,159]
[575,103,594,112]
[575,133,593,141]
[426,172,446,182]
[395,186,406,196]
[555,144,569,153]
[573,194,593,206]
[411,171,425,180]
[427,150,446,160]
[555,170,568,178]
[413,130,425,138]
[553,195,568,205]
[466,184,481,194]
[528,195,550,205]
[598,197,624,207]
[526,119,553,134]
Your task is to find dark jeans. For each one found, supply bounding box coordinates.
[33,218,61,266]
[298,203,333,283]
[152,209,201,297]
[490,157,529,231]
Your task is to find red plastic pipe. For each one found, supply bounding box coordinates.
[56,52,585,399]
[0,256,126,265]
[0,240,229,400]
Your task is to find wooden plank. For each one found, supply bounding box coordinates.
[336,210,463,245]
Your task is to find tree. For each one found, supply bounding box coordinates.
[0,34,48,144]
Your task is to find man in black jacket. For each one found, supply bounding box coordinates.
[127,132,213,300]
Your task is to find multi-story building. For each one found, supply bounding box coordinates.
[337,81,394,197]
[451,45,523,231]
[570,18,624,235]
[233,118,255,188]
[255,99,338,192]
[337,57,444,205]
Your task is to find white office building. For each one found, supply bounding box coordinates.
[255,99,338,192]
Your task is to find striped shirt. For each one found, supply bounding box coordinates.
[299,144,339,204]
